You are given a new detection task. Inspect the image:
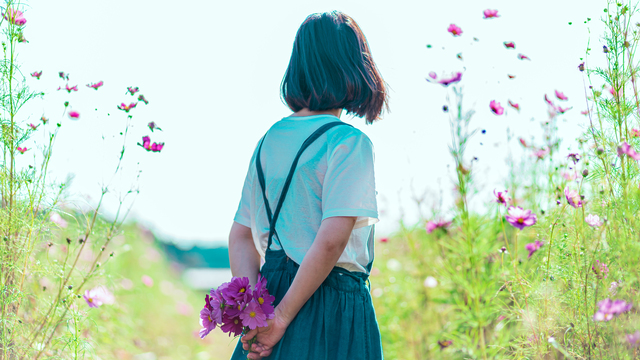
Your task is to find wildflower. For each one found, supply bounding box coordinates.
[82,286,115,308]
[127,86,139,95]
[138,136,165,153]
[626,331,640,347]
[519,138,529,148]
[493,189,510,206]
[221,277,251,304]
[438,340,453,349]
[631,128,640,138]
[592,260,609,279]
[508,74,516,79]
[593,299,632,321]
[503,41,515,49]
[428,71,437,79]
[617,142,640,160]
[508,100,519,111]
[582,169,589,177]
[59,71,69,80]
[525,240,543,258]
[483,9,499,18]
[28,123,38,130]
[148,121,162,132]
[141,275,154,287]
[567,153,580,164]
[138,94,149,104]
[16,146,28,154]
[198,307,217,339]
[220,314,244,337]
[561,171,576,181]
[87,81,104,90]
[447,24,462,36]
[31,71,42,79]
[585,214,603,227]
[564,187,583,208]
[435,72,462,86]
[240,300,268,329]
[423,276,438,288]
[117,102,137,112]
[499,247,508,253]
[505,206,537,230]
[3,8,26,26]
[490,100,504,115]
[556,106,571,114]
[555,90,568,101]
[609,86,617,97]
[252,275,275,318]
[581,110,589,115]
[68,111,80,119]
[533,148,550,160]
[517,53,530,60]
[425,219,452,234]
[58,84,78,93]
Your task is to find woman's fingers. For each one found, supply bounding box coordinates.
[259,349,273,357]
[241,328,259,343]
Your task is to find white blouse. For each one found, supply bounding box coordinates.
[233,114,379,273]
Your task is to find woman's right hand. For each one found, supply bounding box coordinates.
[241,312,290,359]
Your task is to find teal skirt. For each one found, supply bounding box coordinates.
[230,249,383,360]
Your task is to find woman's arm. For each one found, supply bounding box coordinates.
[228,221,261,287]
[243,215,356,358]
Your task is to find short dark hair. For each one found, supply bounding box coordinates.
[281,11,389,124]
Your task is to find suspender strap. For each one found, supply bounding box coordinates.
[256,121,353,252]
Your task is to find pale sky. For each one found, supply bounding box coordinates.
[17,0,606,244]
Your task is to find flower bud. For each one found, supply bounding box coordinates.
[442,105,448,112]
[66,238,71,244]
[582,169,589,177]
[603,45,609,53]
[67,285,73,290]
[109,251,114,257]
[64,101,69,107]
[101,246,106,252]
[78,238,84,244]
[596,146,604,155]
[578,62,585,71]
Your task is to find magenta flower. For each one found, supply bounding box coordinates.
[503,41,515,49]
[253,275,275,318]
[68,111,80,119]
[525,240,543,258]
[426,219,452,234]
[82,286,115,308]
[592,260,609,279]
[87,81,104,90]
[148,121,162,132]
[379,237,388,243]
[533,148,550,160]
[617,142,640,160]
[585,214,603,227]
[508,100,520,111]
[483,9,500,18]
[519,138,529,148]
[220,314,244,337]
[3,8,26,26]
[117,102,137,112]
[58,84,78,93]
[627,331,640,348]
[490,100,504,115]
[505,206,537,230]
[428,71,437,79]
[593,299,632,321]
[493,189,510,206]
[631,128,640,138]
[555,90,568,101]
[28,123,38,130]
[127,86,139,95]
[556,106,571,114]
[138,94,149,105]
[138,136,165,153]
[435,72,462,86]
[581,110,589,115]
[206,292,223,323]
[198,307,216,339]
[221,277,251,304]
[16,146,28,154]
[240,300,268,330]
[141,275,154,287]
[517,53,530,60]
[567,153,580,164]
[564,187,583,208]
[31,71,42,79]
[447,24,463,36]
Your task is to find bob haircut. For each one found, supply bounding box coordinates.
[281,11,389,124]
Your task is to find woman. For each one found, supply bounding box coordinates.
[229,10,388,359]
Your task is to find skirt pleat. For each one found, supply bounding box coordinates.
[230,249,383,360]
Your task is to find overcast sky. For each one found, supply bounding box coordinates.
[15,0,607,244]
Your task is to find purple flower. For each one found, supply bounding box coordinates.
[240,300,268,330]
[505,206,537,230]
[525,240,544,259]
[426,219,452,234]
[490,100,504,115]
[438,72,462,86]
[221,277,251,304]
[567,153,580,164]
[220,314,244,337]
[82,286,114,308]
[592,260,609,279]
[564,187,583,208]
[617,142,640,160]
[627,331,640,347]
[493,189,510,206]
[253,275,275,318]
[198,307,217,339]
[593,298,633,321]
[585,214,603,227]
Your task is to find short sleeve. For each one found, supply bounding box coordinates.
[233,157,253,228]
[322,129,379,229]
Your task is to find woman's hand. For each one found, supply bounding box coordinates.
[241,313,290,359]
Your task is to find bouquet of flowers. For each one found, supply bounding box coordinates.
[198,275,275,348]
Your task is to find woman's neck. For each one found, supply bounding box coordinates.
[291,108,342,118]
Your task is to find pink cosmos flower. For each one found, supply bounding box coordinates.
[519,138,529,148]
[447,24,463,36]
[82,286,115,308]
[252,275,275,319]
[556,106,571,114]
[428,71,437,79]
[609,86,617,97]
[30,71,42,79]
[199,307,216,338]
[517,53,530,60]
[87,81,104,90]
[591,260,609,279]
[503,41,515,49]
[3,8,26,26]
[68,111,80,119]
[581,110,589,115]
[49,213,67,228]
[505,206,537,230]
[493,189,510,206]
[117,102,137,112]
[585,214,603,227]
[141,275,154,287]
[631,128,640,138]
[555,90,568,100]
[561,171,576,181]
[127,86,139,95]
[593,299,632,321]
[533,148,550,160]
[617,142,640,160]
[16,146,28,154]
[490,100,504,115]
[240,300,268,330]
[564,187,583,208]
[483,9,499,18]
[221,276,251,304]
[220,314,244,337]
[627,331,640,348]
[138,94,149,105]
[434,72,462,86]
[508,100,519,111]
[58,84,78,93]
[29,123,38,130]
[426,219,452,234]
[525,240,543,258]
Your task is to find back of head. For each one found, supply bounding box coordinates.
[281,11,389,124]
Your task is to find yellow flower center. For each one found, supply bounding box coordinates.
[234,319,239,324]
[208,316,212,322]
[250,311,256,318]
[237,304,242,310]
[239,288,245,293]
[517,218,524,224]
[258,297,264,305]
[88,298,93,302]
